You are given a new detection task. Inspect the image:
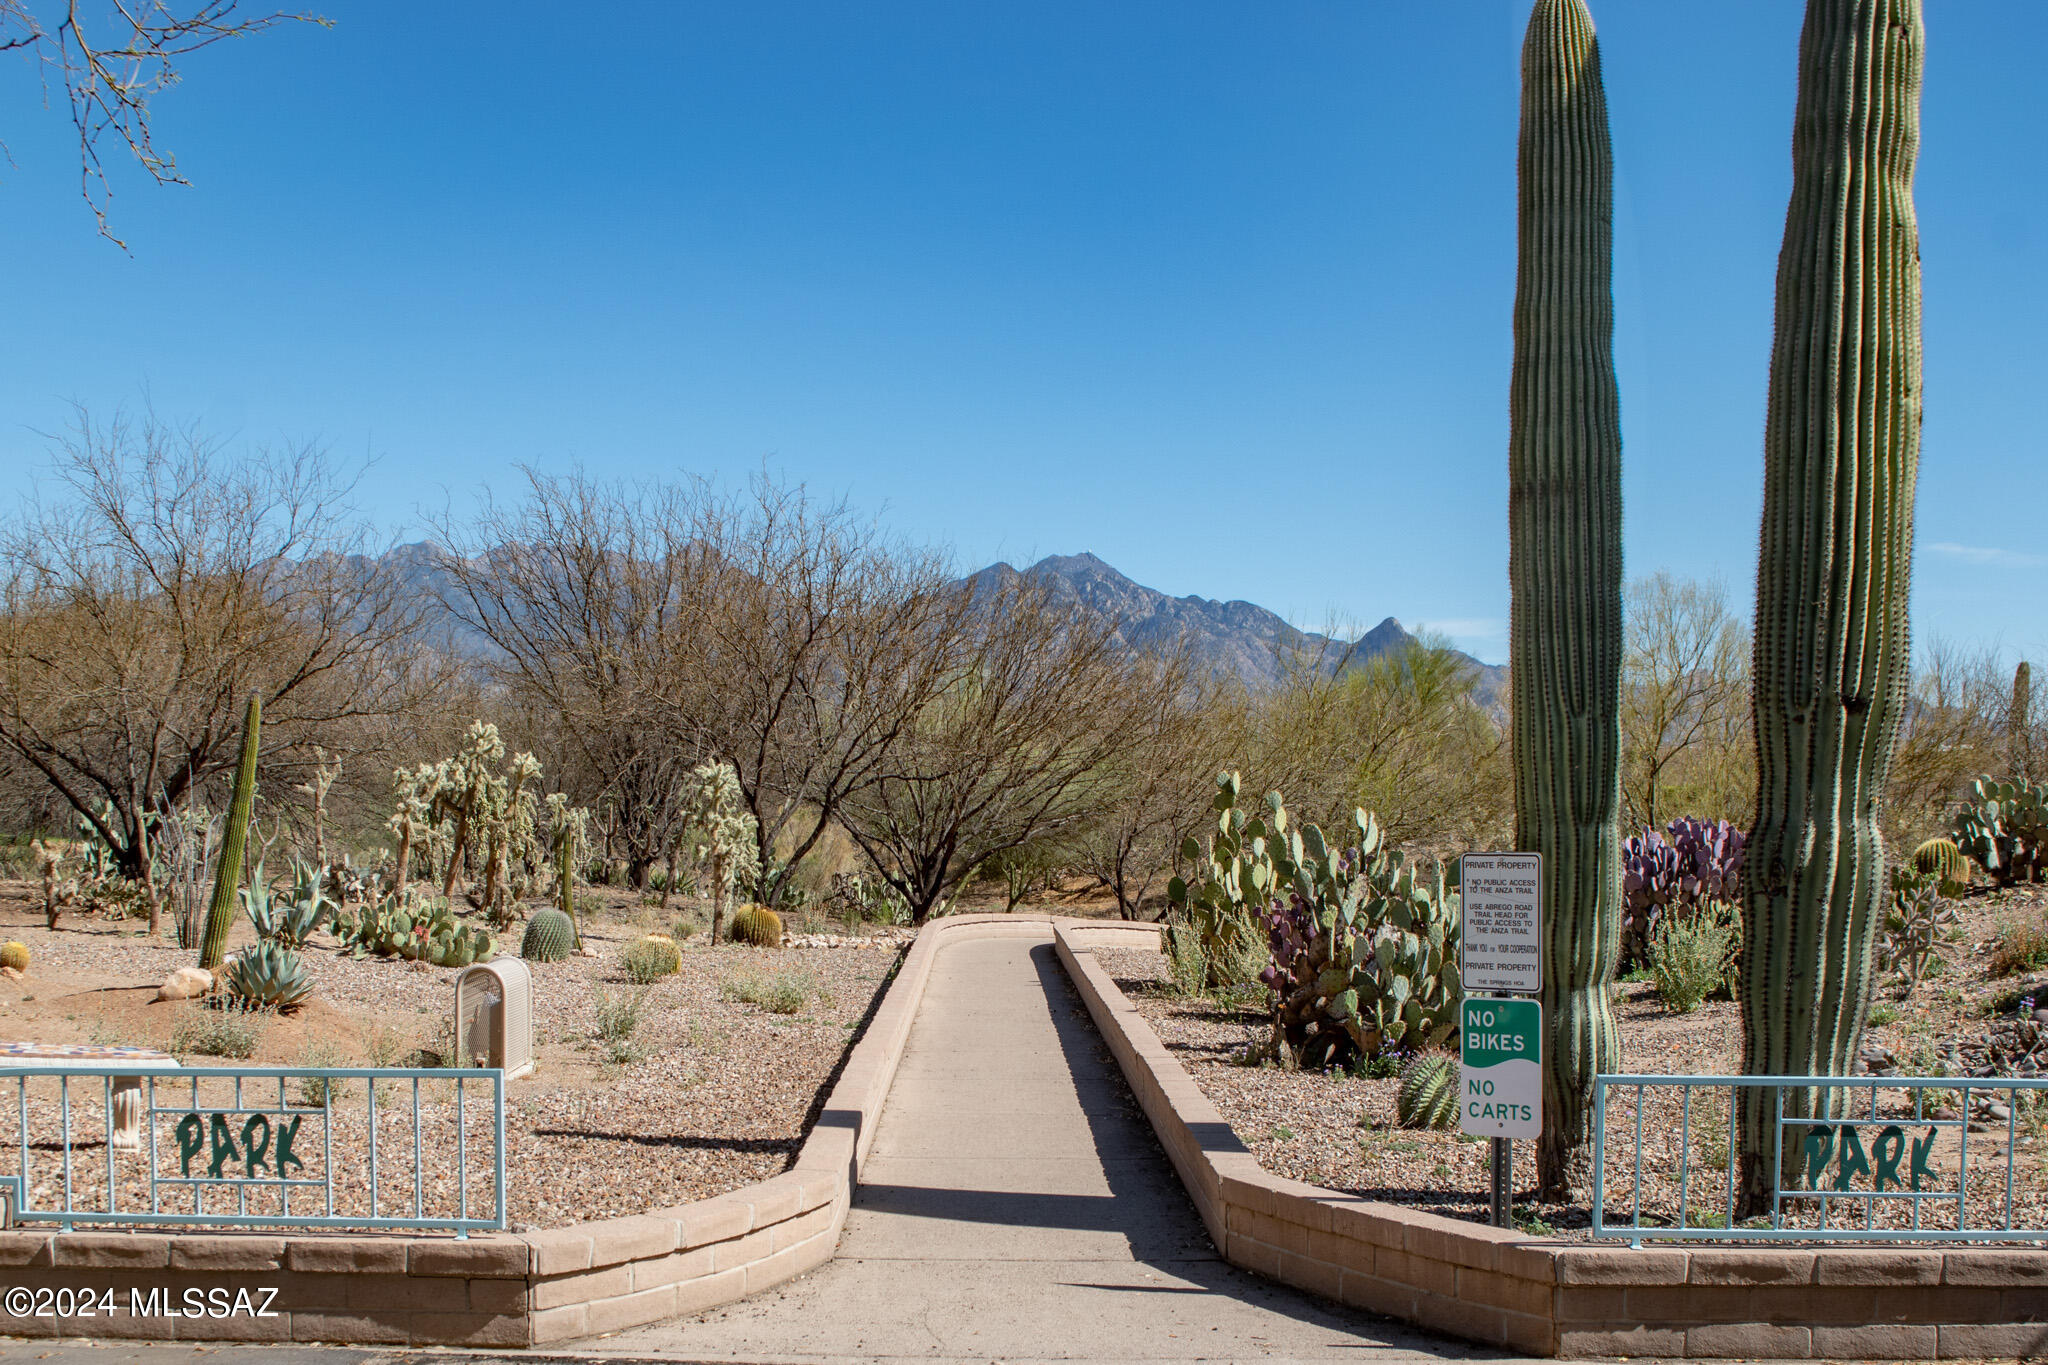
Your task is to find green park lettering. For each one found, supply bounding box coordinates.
[1797,1124,1941,1193]
[174,1112,307,1180]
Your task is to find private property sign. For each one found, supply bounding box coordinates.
[1459,851,1542,994]
[1459,997,1542,1139]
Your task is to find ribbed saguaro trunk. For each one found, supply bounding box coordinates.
[1509,0,1625,1199]
[1738,0,1923,1214]
[197,693,261,972]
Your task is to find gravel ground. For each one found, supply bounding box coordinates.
[0,884,902,1230]
[1098,887,2048,1242]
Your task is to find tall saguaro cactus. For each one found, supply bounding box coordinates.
[1739,0,1923,1213]
[197,693,261,971]
[1508,0,1625,1197]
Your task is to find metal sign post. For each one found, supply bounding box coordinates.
[1460,852,1543,1229]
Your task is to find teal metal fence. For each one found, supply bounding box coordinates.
[0,1064,506,1237]
[1591,1072,2048,1243]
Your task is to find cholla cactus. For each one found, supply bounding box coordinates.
[30,839,76,930]
[388,761,443,898]
[681,761,760,945]
[437,722,508,902]
[545,792,592,947]
[477,752,543,923]
[295,748,342,874]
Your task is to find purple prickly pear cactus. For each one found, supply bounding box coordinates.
[1619,817,1747,965]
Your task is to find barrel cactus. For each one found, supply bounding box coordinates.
[222,940,313,1012]
[1738,0,1924,1214]
[1396,1052,1460,1132]
[522,907,576,963]
[1509,0,1624,1196]
[0,942,27,973]
[729,904,783,948]
[1911,837,1970,895]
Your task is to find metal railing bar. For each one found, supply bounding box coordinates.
[1678,1084,1692,1230]
[456,1075,467,1226]
[102,1074,114,1217]
[413,1077,423,1220]
[367,1073,378,1221]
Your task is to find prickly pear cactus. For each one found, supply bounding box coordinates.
[1173,774,1461,1069]
[1953,777,2047,887]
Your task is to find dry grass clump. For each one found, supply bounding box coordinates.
[1989,912,2048,979]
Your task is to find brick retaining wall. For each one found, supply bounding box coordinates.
[1053,922,2048,1360]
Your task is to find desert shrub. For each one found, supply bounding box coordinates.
[1164,917,1207,997]
[669,915,700,941]
[590,986,654,1064]
[1988,913,2048,979]
[722,968,812,1014]
[295,1040,349,1106]
[171,1002,265,1059]
[622,935,681,983]
[1648,905,1738,1014]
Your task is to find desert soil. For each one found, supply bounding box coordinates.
[0,879,906,1229]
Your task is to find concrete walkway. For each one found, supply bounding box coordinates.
[580,932,1509,1364]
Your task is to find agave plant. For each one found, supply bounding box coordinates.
[242,860,331,948]
[222,940,314,1012]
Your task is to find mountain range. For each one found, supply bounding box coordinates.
[976,552,1504,703]
[374,542,1503,703]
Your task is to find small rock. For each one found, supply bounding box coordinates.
[1981,1100,2013,1122]
[0,966,22,982]
[155,966,212,1000]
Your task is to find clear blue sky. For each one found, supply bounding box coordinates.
[4,2,2043,667]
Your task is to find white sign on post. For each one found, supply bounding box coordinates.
[1459,997,1542,1139]
[1459,851,1542,994]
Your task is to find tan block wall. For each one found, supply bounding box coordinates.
[1051,923,2048,1361]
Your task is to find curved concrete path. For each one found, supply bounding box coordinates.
[583,931,1510,1364]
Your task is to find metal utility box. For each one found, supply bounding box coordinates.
[453,958,534,1080]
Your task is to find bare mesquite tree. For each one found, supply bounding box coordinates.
[430,472,712,889]
[3,1,325,242]
[434,472,972,905]
[1620,573,1752,832]
[684,479,973,905]
[835,571,1193,924]
[0,409,431,924]
[1068,677,1222,920]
